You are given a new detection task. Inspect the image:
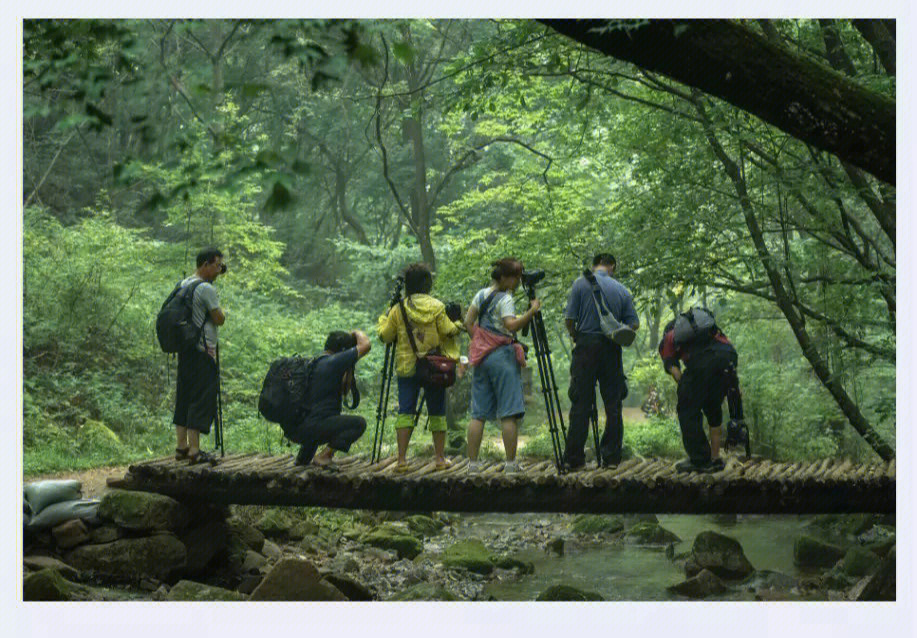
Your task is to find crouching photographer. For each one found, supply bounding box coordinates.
[293,330,372,467]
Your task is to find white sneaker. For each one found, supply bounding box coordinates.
[503,461,521,474]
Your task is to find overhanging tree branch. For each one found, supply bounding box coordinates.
[540,19,895,185]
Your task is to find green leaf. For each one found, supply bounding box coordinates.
[392,41,416,64]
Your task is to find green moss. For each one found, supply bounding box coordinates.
[23,568,77,601]
[441,539,494,575]
[536,584,604,601]
[167,580,246,601]
[360,529,423,560]
[571,514,624,535]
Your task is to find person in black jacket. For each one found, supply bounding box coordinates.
[658,312,745,473]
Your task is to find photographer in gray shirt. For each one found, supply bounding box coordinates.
[172,247,226,465]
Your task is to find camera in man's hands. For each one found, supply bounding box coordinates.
[521,269,545,288]
[445,301,462,322]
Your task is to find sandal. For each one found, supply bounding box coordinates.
[188,450,219,466]
[175,447,189,461]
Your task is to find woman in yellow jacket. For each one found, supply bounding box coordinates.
[377,263,463,471]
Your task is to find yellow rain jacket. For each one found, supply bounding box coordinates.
[377,294,463,377]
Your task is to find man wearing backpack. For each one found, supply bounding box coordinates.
[172,248,226,465]
[292,330,372,467]
[658,307,745,473]
[563,253,639,470]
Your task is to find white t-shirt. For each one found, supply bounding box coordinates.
[471,286,516,337]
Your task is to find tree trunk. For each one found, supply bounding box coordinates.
[852,19,895,75]
[402,116,436,270]
[540,19,895,185]
[695,100,894,461]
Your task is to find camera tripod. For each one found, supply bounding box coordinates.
[520,271,572,473]
[371,276,404,463]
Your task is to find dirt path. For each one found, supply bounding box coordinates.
[25,465,131,500]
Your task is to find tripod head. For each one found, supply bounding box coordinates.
[388,275,405,307]
[521,268,545,300]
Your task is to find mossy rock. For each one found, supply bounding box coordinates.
[794,535,845,569]
[360,528,423,560]
[404,514,445,537]
[536,584,604,601]
[288,520,320,540]
[692,530,754,579]
[808,514,876,538]
[98,489,189,533]
[441,539,495,575]
[376,521,416,537]
[341,523,371,541]
[625,522,680,545]
[390,582,459,601]
[491,554,535,574]
[23,568,79,601]
[167,579,246,601]
[65,532,187,581]
[864,535,896,558]
[227,517,265,553]
[256,508,295,538]
[837,547,879,579]
[571,514,624,535]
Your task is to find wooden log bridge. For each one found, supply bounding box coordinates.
[113,454,896,514]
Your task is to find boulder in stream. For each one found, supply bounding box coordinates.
[536,584,604,601]
[249,558,347,601]
[794,535,845,569]
[625,522,680,546]
[389,582,459,601]
[570,514,624,535]
[227,517,265,553]
[856,546,895,601]
[167,579,246,601]
[360,527,423,560]
[691,530,754,579]
[441,539,495,575]
[404,514,445,537]
[668,568,727,599]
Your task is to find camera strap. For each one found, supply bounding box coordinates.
[476,289,500,327]
[397,296,424,359]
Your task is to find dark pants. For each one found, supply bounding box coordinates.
[564,334,625,466]
[677,346,739,465]
[398,373,446,416]
[295,414,367,464]
[173,348,218,434]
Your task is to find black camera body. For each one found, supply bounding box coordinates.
[521,269,545,288]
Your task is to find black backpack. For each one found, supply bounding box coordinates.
[258,355,324,441]
[156,279,207,353]
[672,307,717,347]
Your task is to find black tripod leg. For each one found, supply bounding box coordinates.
[591,399,601,466]
[372,343,395,463]
[216,345,224,457]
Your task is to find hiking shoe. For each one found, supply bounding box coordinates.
[503,461,522,474]
[675,458,720,473]
[189,450,218,466]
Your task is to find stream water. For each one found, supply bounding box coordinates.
[448,513,811,601]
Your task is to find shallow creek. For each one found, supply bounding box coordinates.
[443,513,811,601]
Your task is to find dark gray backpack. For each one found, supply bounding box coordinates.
[673,307,716,346]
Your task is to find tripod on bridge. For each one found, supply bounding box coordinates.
[371,275,404,463]
[520,269,580,474]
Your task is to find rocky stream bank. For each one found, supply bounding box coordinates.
[22,483,895,602]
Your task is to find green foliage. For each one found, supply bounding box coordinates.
[623,417,684,458]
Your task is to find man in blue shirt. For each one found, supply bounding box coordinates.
[563,253,639,469]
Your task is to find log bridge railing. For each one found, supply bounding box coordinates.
[112,453,896,514]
